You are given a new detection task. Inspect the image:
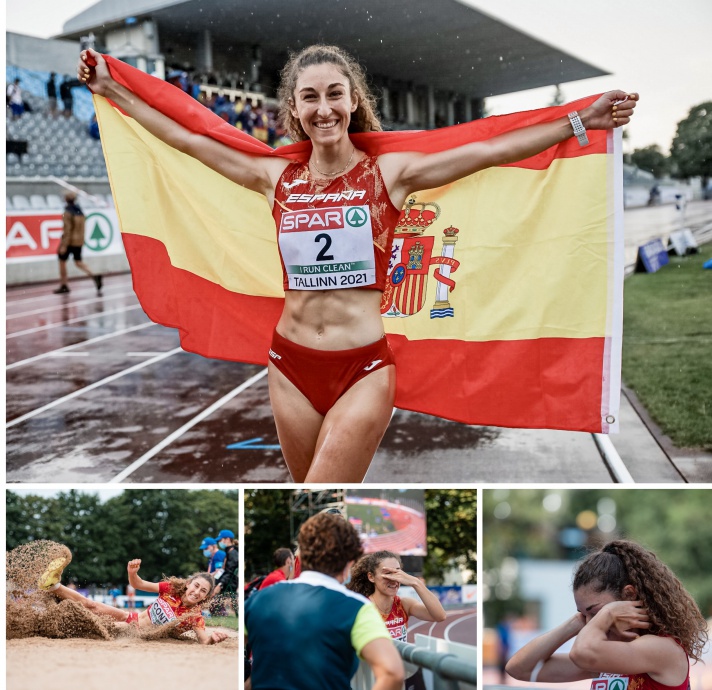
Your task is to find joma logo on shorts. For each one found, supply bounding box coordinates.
[281,208,344,232]
[286,190,366,204]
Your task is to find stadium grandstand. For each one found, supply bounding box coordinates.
[7,0,606,283]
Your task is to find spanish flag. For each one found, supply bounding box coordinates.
[96,56,623,434]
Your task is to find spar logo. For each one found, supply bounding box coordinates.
[280,207,344,233]
[591,677,629,690]
[345,207,367,227]
[84,212,113,252]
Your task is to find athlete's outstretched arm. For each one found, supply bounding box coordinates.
[382,90,638,207]
[77,49,286,197]
[505,613,593,683]
[126,558,159,593]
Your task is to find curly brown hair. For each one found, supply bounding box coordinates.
[573,540,708,661]
[348,550,401,597]
[164,572,216,607]
[298,513,363,576]
[277,44,382,142]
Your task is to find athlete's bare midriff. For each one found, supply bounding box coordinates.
[277,288,385,350]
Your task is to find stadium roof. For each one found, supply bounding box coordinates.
[58,0,607,98]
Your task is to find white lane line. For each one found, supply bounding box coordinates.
[47,352,90,357]
[110,368,269,483]
[6,322,156,370]
[126,352,172,357]
[444,612,477,642]
[7,305,145,339]
[6,347,184,429]
[6,291,138,320]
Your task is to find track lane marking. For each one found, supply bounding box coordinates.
[6,291,138,319]
[6,347,184,428]
[7,305,145,338]
[110,368,269,483]
[6,322,156,370]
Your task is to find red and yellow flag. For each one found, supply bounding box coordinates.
[96,56,623,433]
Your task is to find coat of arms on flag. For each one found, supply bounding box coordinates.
[381,197,461,319]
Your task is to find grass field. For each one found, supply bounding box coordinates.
[205,615,239,630]
[622,244,712,450]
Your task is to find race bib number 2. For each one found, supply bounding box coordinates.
[279,206,376,290]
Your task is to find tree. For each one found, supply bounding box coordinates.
[244,489,293,577]
[670,101,712,187]
[631,145,669,179]
[423,489,477,584]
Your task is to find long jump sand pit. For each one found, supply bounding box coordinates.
[7,541,239,690]
[7,632,239,690]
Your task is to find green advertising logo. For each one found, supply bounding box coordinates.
[609,680,625,690]
[345,207,368,227]
[84,212,113,252]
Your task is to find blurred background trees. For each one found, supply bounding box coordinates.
[6,489,238,587]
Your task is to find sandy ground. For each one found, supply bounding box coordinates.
[7,629,239,690]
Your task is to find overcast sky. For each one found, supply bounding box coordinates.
[6,0,712,152]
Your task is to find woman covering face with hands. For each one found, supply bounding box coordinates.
[348,551,446,641]
[506,540,708,689]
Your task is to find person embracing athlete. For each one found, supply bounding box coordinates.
[78,45,638,482]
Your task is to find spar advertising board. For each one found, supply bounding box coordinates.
[6,209,125,262]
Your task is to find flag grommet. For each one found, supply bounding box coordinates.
[605,415,616,425]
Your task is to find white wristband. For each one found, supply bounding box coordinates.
[568,111,589,147]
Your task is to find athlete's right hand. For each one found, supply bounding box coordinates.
[77,48,112,97]
[127,558,142,575]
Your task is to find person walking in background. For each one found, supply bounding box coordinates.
[54,192,102,294]
[257,547,294,590]
[245,512,404,690]
[506,540,708,687]
[47,72,58,116]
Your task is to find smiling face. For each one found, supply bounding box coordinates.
[290,63,358,145]
[369,557,402,597]
[183,576,212,606]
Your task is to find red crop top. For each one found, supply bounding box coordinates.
[272,155,400,292]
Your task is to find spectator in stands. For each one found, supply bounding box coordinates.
[245,512,404,690]
[47,73,58,116]
[258,548,294,590]
[126,582,136,611]
[213,529,238,613]
[60,76,81,118]
[7,78,24,120]
[54,192,103,295]
[88,114,101,140]
[238,98,255,135]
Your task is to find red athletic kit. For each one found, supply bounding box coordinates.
[268,155,399,414]
[139,581,205,631]
[381,595,409,642]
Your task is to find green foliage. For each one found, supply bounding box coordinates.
[670,101,712,183]
[623,246,712,449]
[483,489,712,624]
[244,489,293,578]
[5,490,238,588]
[423,489,477,584]
[631,145,669,179]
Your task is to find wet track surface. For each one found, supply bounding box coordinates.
[408,609,477,646]
[5,266,696,484]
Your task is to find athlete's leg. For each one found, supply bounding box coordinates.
[58,259,68,284]
[268,363,324,482]
[304,364,396,482]
[74,260,94,277]
[52,584,129,621]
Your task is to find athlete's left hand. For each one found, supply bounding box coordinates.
[599,600,650,639]
[210,630,229,644]
[582,91,639,131]
[380,567,418,587]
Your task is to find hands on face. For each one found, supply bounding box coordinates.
[380,567,417,587]
[598,600,650,640]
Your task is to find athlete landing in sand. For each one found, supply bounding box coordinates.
[40,553,229,645]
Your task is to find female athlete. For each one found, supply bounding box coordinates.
[506,540,708,687]
[348,550,446,640]
[39,554,229,644]
[78,45,637,482]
